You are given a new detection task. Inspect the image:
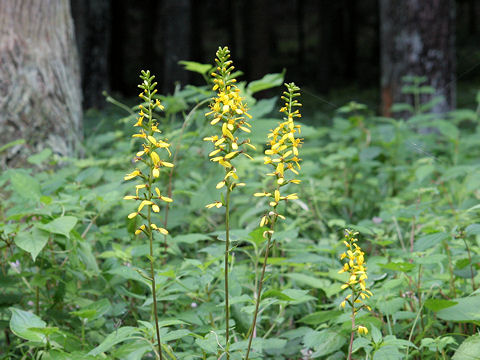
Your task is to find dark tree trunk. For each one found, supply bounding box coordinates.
[380,0,456,116]
[0,0,82,164]
[162,0,191,93]
[71,0,111,109]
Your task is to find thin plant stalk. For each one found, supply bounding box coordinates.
[348,304,356,360]
[148,214,163,359]
[224,187,231,360]
[148,154,163,360]
[245,216,276,360]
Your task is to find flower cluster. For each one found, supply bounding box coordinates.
[123,70,173,236]
[204,47,254,208]
[254,83,303,227]
[338,229,372,334]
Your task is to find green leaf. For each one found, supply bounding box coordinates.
[303,330,346,357]
[466,224,480,236]
[178,60,212,75]
[437,297,480,322]
[14,227,49,261]
[281,289,315,304]
[246,72,284,94]
[0,138,25,153]
[379,262,416,272]
[424,299,458,312]
[414,232,448,252]
[36,216,78,239]
[8,170,41,202]
[87,326,142,356]
[113,342,151,360]
[27,148,52,165]
[298,310,343,325]
[285,273,327,289]
[9,307,46,343]
[453,334,480,359]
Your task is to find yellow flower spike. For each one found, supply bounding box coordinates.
[124,72,173,358]
[339,230,373,359]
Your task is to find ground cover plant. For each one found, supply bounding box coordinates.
[1,46,480,359]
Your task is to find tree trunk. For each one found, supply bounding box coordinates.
[71,0,111,109]
[0,0,82,164]
[380,0,456,116]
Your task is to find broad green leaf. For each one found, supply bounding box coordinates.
[9,307,46,343]
[453,334,480,360]
[113,342,151,360]
[8,170,41,201]
[414,232,448,252]
[424,299,458,312]
[466,224,480,236]
[299,310,343,325]
[27,148,52,165]
[172,233,211,244]
[281,289,315,304]
[303,329,346,357]
[437,296,480,322]
[246,72,284,94]
[373,345,403,360]
[178,60,212,75]
[379,262,416,272]
[87,326,142,356]
[36,216,78,239]
[14,227,49,261]
[377,298,405,316]
[285,273,326,289]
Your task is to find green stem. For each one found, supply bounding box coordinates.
[148,204,163,360]
[35,286,40,315]
[348,298,356,360]
[225,187,231,360]
[245,216,277,360]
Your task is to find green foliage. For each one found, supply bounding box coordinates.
[2,63,480,360]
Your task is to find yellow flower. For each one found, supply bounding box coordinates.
[339,229,373,336]
[124,70,173,239]
[357,326,368,335]
[255,83,303,227]
[204,47,253,209]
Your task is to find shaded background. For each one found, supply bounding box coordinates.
[71,0,479,110]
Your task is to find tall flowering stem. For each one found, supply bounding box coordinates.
[245,83,302,360]
[338,229,373,360]
[204,47,254,358]
[123,70,173,360]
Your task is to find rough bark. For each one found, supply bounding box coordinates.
[380,0,456,116]
[71,0,111,109]
[0,0,82,164]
